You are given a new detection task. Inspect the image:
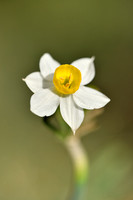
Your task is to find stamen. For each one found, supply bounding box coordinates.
[65,83,70,87]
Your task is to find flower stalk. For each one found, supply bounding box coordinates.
[65,136,89,200]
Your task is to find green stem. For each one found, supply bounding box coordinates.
[65,136,89,200]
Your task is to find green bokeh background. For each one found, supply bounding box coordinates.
[0,0,133,199]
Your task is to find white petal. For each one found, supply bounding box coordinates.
[39,53,60,80]
[60,95,84,134]
[30,89,59,117]
[71,57,95,85]
[43,78,54,89]
[23,72,43,93]
[73,86,110,110]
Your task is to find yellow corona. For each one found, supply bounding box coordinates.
[53,64,81,94]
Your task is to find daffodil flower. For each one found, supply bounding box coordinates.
[23,53,110,134]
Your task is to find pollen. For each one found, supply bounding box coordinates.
[53,64,81,95]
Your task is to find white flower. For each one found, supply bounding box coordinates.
[23,53,110,134]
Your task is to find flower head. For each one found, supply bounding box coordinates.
[23,53,110,134]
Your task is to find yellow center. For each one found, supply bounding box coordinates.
[53,64,81,95]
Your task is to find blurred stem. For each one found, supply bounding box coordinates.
[65,136,89,200]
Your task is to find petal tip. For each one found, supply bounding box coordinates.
[22,78,26,82]
[30,106,44,117]
[102,96,111,107]
[72,129,76,135]
[40,52,51,60]
[105,95,111,103]
[91,56,95,62]
[107,97,111,103]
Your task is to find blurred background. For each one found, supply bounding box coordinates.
[0,0,133,199]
